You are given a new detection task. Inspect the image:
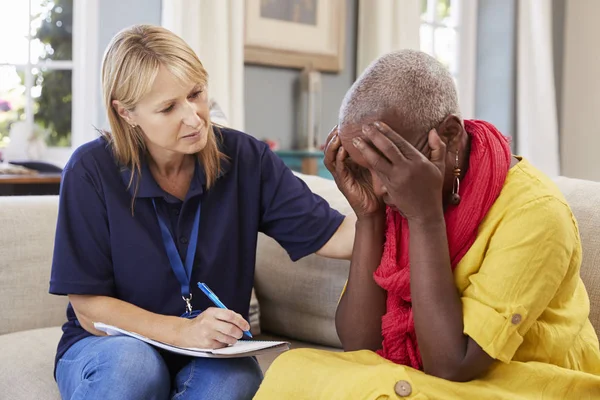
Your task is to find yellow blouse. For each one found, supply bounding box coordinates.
[254,158,600,399]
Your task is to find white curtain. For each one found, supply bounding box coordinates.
[517,0,560,176]
[355,0,420,77]
[161,0,245,131]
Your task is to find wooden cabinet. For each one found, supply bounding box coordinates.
[0,174,61,196]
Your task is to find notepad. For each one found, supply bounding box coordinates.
[93,322,290,358]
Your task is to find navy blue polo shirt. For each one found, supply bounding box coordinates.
[49,127,344,372]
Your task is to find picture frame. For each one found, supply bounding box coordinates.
[244,0,346,72]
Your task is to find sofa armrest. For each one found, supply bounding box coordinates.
[554,176,600,338]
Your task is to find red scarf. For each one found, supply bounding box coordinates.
[372,120,512,369]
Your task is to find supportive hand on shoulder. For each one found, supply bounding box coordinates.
[324,126,384,219]
[176,308,250,349]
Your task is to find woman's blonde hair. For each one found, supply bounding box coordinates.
[101,24,225,205]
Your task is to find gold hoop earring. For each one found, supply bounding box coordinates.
[450,150,461,205]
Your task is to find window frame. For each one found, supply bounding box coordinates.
[420,0,478,118]
[46,0,99,166]
[0,0,99,167]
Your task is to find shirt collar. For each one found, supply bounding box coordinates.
[119,152,230,199]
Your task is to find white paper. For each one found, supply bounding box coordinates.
[93,322,290,358]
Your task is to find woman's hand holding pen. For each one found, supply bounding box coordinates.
[175,308,251,349]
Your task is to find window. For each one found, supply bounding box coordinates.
[420,0,477,117]
[0,0,98,166]
[0,0,74,150]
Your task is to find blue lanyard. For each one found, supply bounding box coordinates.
[152,199,201,316]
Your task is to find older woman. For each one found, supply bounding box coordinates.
[49,25,355,400]
[254,50,600,399]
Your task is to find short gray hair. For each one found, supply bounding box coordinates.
[339,50,460,134]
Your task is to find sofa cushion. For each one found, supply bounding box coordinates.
[0,196,68,335]
[0,327,62,400]
[555,177,600,338]
[254,333,341,374]
[255,172,352,347]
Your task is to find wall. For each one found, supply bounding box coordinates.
[474,0,516,139]
[96,0,162,129]
[244,0,357,150]
[552,0,566,133]
[474,0,567,160]
[561,0,600,181]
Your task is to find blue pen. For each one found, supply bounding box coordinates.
[197,282,253,338]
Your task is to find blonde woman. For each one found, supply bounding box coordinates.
[48,25,355,400]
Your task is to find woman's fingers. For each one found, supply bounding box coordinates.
[372,122,421,160]
[212,319,243,343]
[351,136,391,176]
[324,132,342,172]
[208,308,250,332]
[192,308,247,347]
[335,144,350,180]
[325,125,338,147]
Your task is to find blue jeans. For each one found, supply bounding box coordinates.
[56,335,263,400]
